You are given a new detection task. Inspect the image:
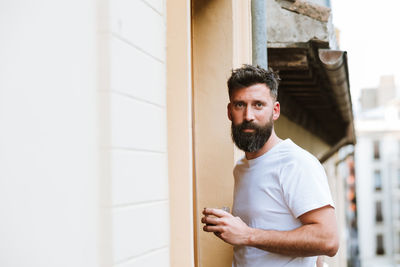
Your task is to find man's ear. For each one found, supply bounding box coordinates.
[273,101,280,121]
[227,103,232,121]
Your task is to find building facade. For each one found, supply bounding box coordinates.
[356,76,400,267]
[337,146,360,267]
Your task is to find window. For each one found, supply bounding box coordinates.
[398,169,400,189]
[398,202,400,220]
[376,234,385,255]
[398,201,400,220]
[374,170,382,191]
[398,232,400,254]
[398,141,400,158]
[376,201,383,223]
[373,140,380,160]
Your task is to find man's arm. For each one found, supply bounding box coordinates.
[202,205,338,257]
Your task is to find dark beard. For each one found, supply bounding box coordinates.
[231,120,273,153]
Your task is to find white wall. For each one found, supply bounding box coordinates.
[107,0,169,266]
[0,0,99,267]
[0,0,169,266]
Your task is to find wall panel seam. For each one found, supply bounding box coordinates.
[111,33,165,64]
[139,0,164,17]
[113,245,169,266]
[111,147,166,154]
[111,90,166,109]
[112,199,169,210]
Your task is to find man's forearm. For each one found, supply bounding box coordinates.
[201,206,339,257]
[246,224,338,257]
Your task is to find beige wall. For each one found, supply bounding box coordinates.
[275,115,330,157]
[192,1,235,266]
[166,0,195,267]
[192,1,252,266]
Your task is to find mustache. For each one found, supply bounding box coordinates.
[237,121,261,131]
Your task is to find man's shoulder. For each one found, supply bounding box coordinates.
[235,156,247,167]
[278,140,328,186]
[233,156,248,175]
[278,139,321,167]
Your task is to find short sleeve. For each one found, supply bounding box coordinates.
[280,155,335,218]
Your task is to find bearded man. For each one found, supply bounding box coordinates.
[201,65,339,267]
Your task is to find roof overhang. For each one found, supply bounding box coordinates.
[268,40,355,147]
[266,0,356,150]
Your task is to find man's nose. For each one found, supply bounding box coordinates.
[244,106,255,121]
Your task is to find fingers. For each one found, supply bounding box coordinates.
[203,208,231,218]
[203,224,223,233]
[201,215,220,225]
[201,208,232,237]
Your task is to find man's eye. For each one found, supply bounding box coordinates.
[255,103,263,108]
[235,103,244,108]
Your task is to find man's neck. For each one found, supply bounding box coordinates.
[245,130,282,160]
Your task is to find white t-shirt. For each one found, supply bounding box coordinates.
[232,139,334,267]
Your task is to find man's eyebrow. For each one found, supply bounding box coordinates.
[232,100,267,104]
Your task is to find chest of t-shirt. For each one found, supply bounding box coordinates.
[232,167,302,231]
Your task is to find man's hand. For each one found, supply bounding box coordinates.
[201,208,252,246]
[202,205,339,257]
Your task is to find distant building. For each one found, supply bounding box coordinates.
[338,145,360,267]
[356,75,400,267]
[360,76,396,110]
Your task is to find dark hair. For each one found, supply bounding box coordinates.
[227,64,280,100]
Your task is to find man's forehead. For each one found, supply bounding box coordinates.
[231,84,272,99]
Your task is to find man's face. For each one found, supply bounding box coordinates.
[227,83,280,152]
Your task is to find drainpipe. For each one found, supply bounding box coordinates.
[251,0,267,68]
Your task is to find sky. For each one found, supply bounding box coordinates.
[330,0,400,113]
